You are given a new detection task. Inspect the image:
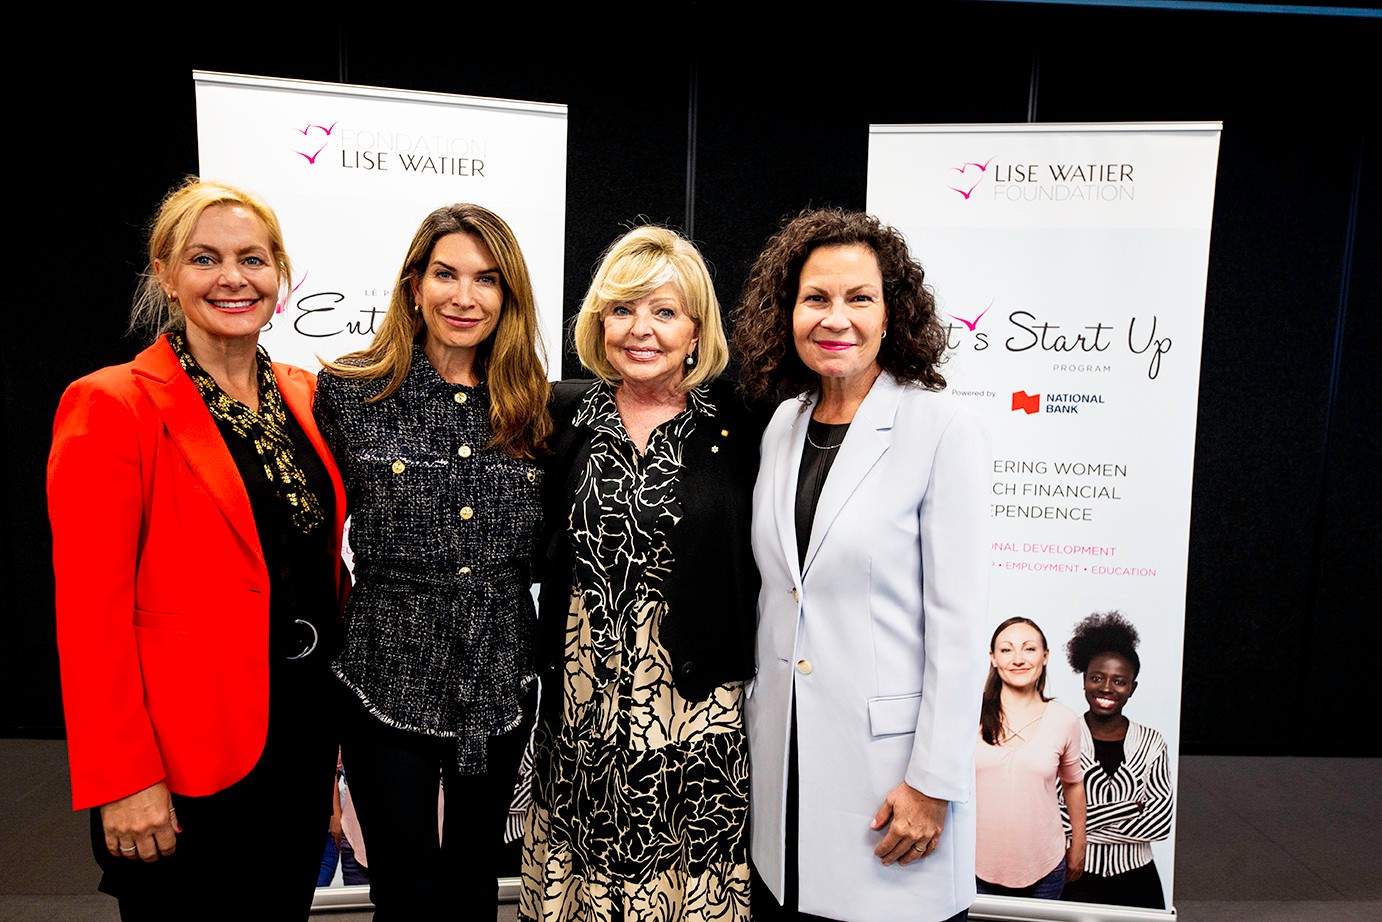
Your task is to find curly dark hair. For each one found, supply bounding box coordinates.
[731,207,948,401]
[1066,611,1142,676]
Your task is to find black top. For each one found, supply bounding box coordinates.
[216,399,338,665]
[1092,734,1127,778]
[170,332,339,672]
[794,419,851,570]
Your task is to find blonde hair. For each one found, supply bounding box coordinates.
[130,176,291,340]
[573,225,728,393]
[322,203,550,459]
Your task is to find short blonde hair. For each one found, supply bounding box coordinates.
[131,176,291,340]
[573,226,727,392]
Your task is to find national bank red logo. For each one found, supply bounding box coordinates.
[1012,390,1106,414]
[947,156,994,200]
[292,121,338,165]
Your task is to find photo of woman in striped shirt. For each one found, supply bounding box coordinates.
[1060,611,1175,909]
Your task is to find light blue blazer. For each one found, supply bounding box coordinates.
[746,371,992,922]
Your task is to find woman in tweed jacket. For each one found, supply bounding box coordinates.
[314,203,550,920]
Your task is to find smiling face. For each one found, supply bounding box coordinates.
[792,243,887,390]
[413,232,504,372]
[602,280,698,396]
[991,622,1050,692]
[1084,651,1138,719]
[159,204,279,350]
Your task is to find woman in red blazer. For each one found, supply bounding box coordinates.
[47,178,347,919]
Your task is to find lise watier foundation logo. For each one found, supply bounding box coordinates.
[1012,390,1106,415]
[286,120,489,176]
[947,157,994,199]
[947,154,1137,202]
[291,122,338,165]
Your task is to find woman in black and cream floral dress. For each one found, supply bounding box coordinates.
[522,226,766,921]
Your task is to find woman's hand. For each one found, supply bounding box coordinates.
[101,781,180,862]
[1065,839,1085,881]
[871,781,948,866]
[1062,777,1087,881]
[330,780,345,849]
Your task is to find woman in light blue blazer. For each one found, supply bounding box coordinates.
[733,208,991,922]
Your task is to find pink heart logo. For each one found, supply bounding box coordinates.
[277,272,308,313]
[291,121,338,165]
[947,156,993,200]
[948,300,993,331]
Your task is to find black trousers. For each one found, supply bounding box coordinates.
[91,662,337,922]
[339,685,532,921]
[1060,860,1165,909]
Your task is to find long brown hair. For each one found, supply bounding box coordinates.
[322,203,550,459]
[979,617,1052,745]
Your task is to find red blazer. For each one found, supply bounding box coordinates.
[48,336,347,811]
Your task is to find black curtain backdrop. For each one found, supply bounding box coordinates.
[8,2,1377,755]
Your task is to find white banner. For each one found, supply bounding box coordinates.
[195,71,567,374]
[195,72,567,903]
[868,122,1221,917]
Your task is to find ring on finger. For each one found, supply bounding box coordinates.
[119,845,137,853]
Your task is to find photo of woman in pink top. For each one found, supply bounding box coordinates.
[975,617,1087,899]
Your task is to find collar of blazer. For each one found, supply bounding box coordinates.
[129,335,264,561]
[780,370,907,578]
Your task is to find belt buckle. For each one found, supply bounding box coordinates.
[286,619,319,660]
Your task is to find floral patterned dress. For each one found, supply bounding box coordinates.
[520,384,750,922]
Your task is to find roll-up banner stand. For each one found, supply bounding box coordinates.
[868,123,1221,922]
[194,70,567,378]
[195,71,568,910]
